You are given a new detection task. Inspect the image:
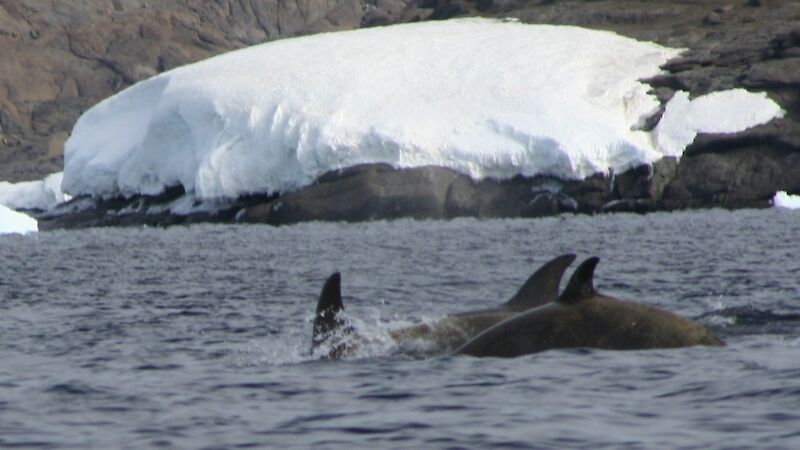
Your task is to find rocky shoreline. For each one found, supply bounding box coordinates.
[34,157,778,231]
[4,1,799,229]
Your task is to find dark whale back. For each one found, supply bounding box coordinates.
[390,254,577,351]
[456,257,724,358]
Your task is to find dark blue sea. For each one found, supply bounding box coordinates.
[1,209,799,449]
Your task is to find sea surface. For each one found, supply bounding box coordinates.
[1,209,799,449]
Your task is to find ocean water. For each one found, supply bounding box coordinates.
[1,209,799,449]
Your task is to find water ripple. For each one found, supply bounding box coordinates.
[1,210,799,448]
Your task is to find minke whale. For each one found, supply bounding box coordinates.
[455,256,724,358]
[312,253,577,358]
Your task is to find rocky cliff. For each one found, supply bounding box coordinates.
[3,0,799,228]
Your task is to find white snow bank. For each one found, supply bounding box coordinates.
[62,18,785,200]
[0,204,37,235]
[653,90,783,154]
[772,191,800,210]
[0,172,70,211]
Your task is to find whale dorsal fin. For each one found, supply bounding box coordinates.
[312,272,345,348]
[504,253,577,311]
[558,256,600,305]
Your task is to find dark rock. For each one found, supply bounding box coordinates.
[233,165,617,225]
[561,174,612,213]
[40,164,607,228]
[473,176,541,218]
[742,58,800,89]
[613,158,678,201]
[601,199,657,214]
[238,165,592,226]
[240,165,461,225]
[36,185,246,230]
[662,143,800,209]
[703,12,722,26]
[430,1,471,20]
[527,191,579,217]
[444,175,479,217]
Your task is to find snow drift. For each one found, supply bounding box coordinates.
[62,18,784,201]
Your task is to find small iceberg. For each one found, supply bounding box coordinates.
[0,204,38,235]
[772,191,800,210]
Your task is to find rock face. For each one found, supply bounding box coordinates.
[29,162,676,229]
[5,0,800,227]
[238,164,589,225]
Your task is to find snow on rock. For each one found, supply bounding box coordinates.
[772,191,800,210]
[0,204,38,234]
[0,172,70,211]
[653,90,784,155]
[62,18,785,201]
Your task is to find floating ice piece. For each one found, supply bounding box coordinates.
[0,204,38,235]
[773,191,800,210]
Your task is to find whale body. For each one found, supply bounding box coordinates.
[312,254,577,358]
[456,257,724,358]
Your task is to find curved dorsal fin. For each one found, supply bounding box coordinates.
[558,256,600,305]
[503,253,576,311]
[315,272,343,316]
[312,272,344,347]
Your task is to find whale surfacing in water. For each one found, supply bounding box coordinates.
[312,272,355,359]
[456,257,724,358]
[386,253,577,350]
[311,254,577,358]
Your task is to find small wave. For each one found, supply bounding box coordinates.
[357,391,418,401]
[134,363,184,371]
[340,422,432,435]
[44,382,104,396]
[0,440,55,449]
[695,306,800,336]
[709,386,800,402]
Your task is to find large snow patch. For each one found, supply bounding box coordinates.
[62,18,784,200]
[0,204,37,235]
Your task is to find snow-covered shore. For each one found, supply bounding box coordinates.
[61,19,783,201]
